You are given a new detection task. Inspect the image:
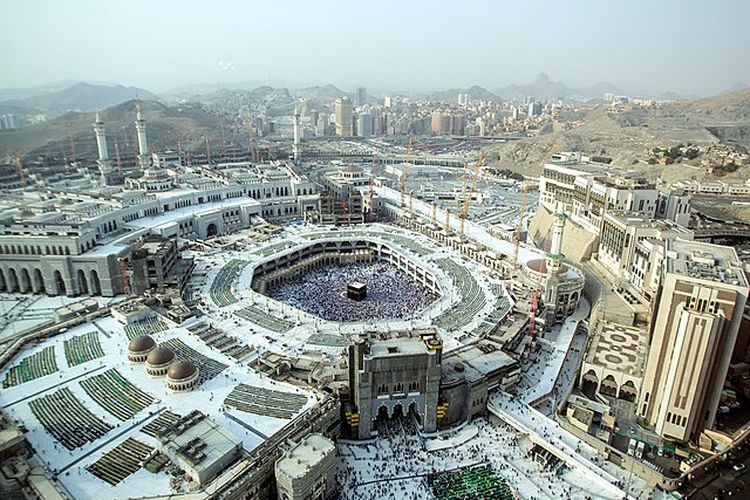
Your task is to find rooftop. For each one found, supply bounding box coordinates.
[666,239,747,287]
[275,434,335,480]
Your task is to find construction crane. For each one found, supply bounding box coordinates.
[15,155,26,187]
[512,183,530,268]
[368,157,376,222]
[459,152,484,236]
[399,134,413,207]
[205,137,212,164]
[114,140,122,172]
[67,122,77,162]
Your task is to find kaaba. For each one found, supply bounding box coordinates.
[347,282,367,301]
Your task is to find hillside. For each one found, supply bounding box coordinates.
[0,99,224,158]
[485,90,750,182]
[0,83,157,115]
[291,84,350,100]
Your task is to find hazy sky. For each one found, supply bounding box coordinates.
[3,0,749,95]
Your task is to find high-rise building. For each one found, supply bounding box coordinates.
[334,97,353,136]
[383,96,393,108]
[457,93,469,106]
[638,239,749,442]
[528,101,543,116]
[357,113,373,137]
[355,87,367,106]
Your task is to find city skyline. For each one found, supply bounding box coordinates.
[3,0,750,96]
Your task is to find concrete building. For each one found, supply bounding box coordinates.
[539,153,690,233]
[356,113,373,138]
[129,235,194,295]
[334,97,353,136]
[274,434,336,500]
[528,101,543,117]
[597,212,694,282]
[580,322,648,402]
[0,159,319,298]
[638,239,749,442]
[157,411,243,486]
[152,151,184,169]
[348,330,442,439]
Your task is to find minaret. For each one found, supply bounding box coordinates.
[93,113,112,182]
[135,105,150,169]
[292,107,302,163]
[546,212,566,274]
[544,212,567,325]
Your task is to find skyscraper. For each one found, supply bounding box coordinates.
[334,97,353,136]
[528,101,543,117]
[357,113,373,137]
[355,87,367,107]
[638,239,749,442]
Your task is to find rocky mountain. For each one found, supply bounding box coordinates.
[494,73,573,100]
[0,82,158,115]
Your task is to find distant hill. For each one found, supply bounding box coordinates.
[162,80,268,98]
[0,80,80,103]
[0,83,158,115]
[0,99,224,158]
[677,88,750,121]
[291,84,350,100]
[494,73,572,100]
[427,85,501,103]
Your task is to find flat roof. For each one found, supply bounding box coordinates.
[275,434,334,480]
[160,415,242,473]
[667,239,747,286]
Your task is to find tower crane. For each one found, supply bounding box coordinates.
[15,155,26,187]
[368,157,376,222]
[399,134,413,207]
[512,183,530,268]
[459,152,484,236]
[67,122,77,163]
[114,140,122,172]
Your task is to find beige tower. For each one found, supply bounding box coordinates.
[334,97,353,136]
[638,239,748,442]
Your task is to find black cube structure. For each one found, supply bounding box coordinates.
[347,282,367,301]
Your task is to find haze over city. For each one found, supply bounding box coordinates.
[3,0,750,96]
